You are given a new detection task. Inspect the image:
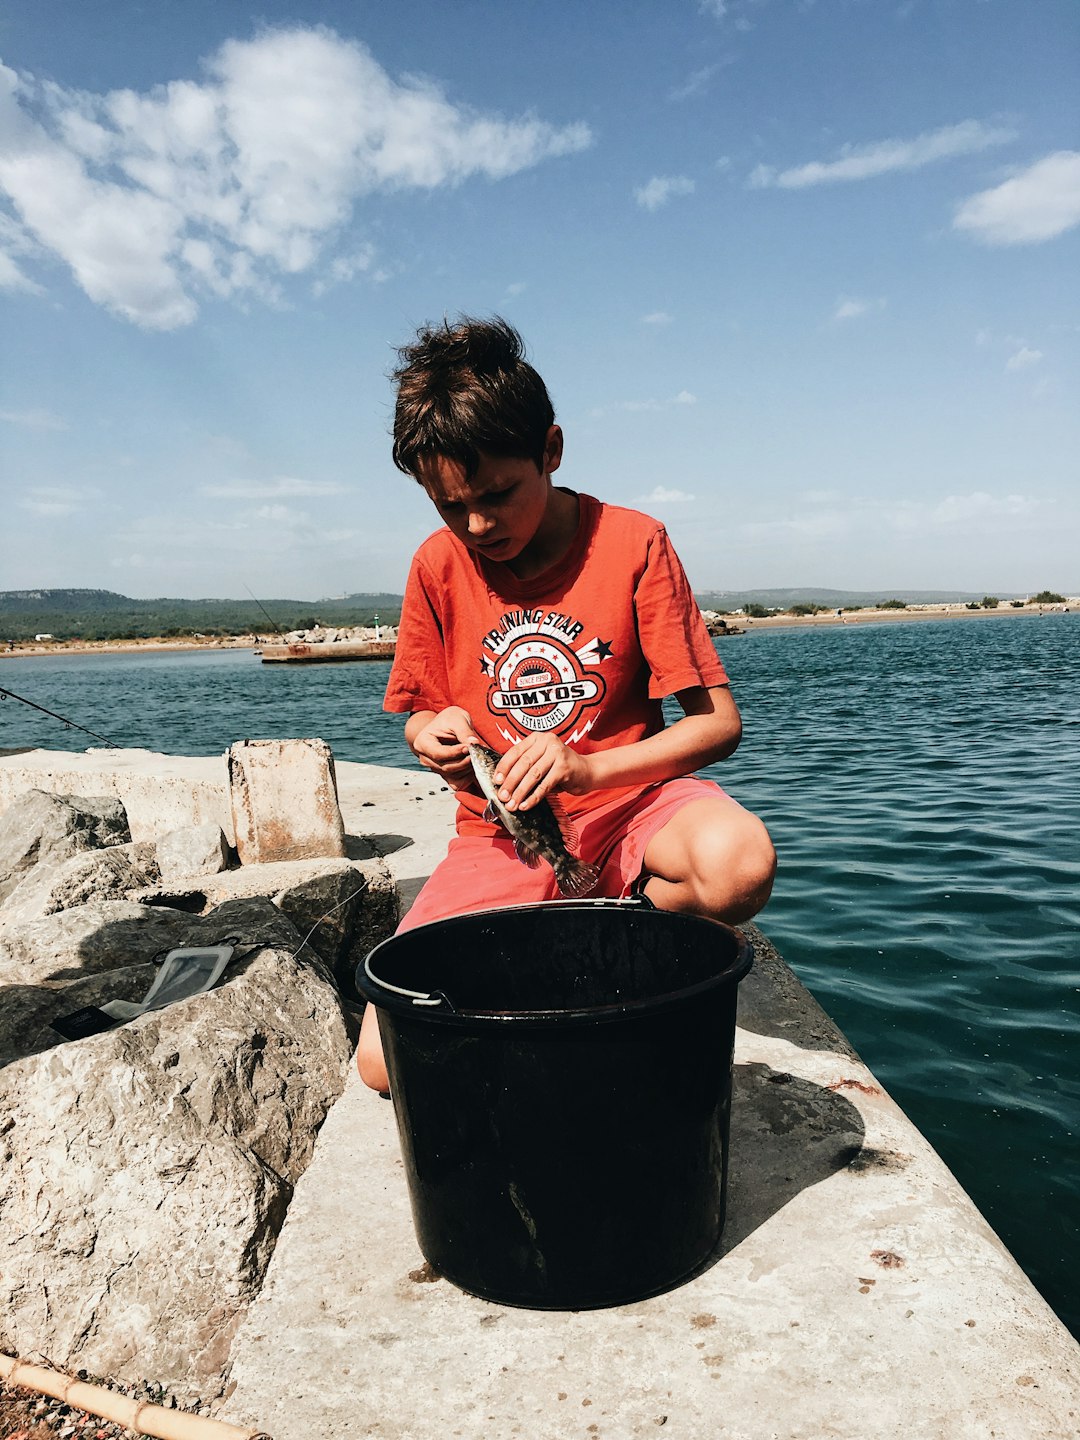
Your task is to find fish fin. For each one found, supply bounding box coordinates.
[546,793,580,850]
[556,859,601,898]
[482,801,501,825]
[514,839,543,869]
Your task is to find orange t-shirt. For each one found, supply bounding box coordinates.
[384,492,729,835]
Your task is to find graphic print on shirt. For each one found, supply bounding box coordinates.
[479,607,614,747]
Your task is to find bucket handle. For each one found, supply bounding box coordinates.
[363,895,653,1009]
[362,953,449,1008]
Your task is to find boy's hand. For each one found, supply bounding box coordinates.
[410,706,479,790]
[493,734,593,812]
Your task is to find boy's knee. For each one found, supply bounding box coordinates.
[357,1006,389,1092]
[690,809,776,920]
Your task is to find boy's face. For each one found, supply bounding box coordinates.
[417,426,565,567]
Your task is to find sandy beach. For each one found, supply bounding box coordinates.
[728,599,1075,632]
[2,599,1075,658]
[2,637,260,660]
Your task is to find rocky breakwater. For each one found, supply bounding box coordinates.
[0,748,398,1405]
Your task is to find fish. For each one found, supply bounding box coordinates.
[467,741,600,898]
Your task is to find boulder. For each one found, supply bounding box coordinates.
[0,963,156,1067]
[0,899,220,1064]
[0,898,353,1404]
[0,790,130,904]
[0,841,160,924]
[156,821,232,882]
[133,855,399,1003]
[0,899,210,987]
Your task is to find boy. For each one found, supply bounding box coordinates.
[358,317,775,1091]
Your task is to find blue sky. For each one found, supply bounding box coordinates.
[1,0,1077,599]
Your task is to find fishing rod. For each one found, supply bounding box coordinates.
[243,585,288,640]
[0,685,120,748]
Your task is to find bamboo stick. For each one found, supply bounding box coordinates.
[0,1353,272,1440]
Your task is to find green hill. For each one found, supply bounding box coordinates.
[0,589,404,642]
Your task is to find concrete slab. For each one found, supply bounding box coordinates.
[0,748,232,842]
[221,944,1080,1439]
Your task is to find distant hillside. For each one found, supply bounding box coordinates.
[0,589,404,642]
[696,588,1025,610]
[0,584,1052,643]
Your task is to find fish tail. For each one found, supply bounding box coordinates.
[555,857,600,898]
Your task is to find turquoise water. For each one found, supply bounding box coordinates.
[2,614,1078,1335]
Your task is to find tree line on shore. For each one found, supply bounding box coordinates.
[0,587,1068,645]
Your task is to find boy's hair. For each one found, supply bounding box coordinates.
[391,316,555,480]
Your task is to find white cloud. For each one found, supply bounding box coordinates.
[19,485,92,516]
[254,503,304,523]
[832,296,886,322]
[200,477,349,499]
[0,30,591,329]
[0,247,41,292]
[749,120,1016,189]
[929,492,1039,524]
[642,311,673,325]
[1,407,67,430]
[1005,346,1042,372]
[733,490,1047,553]
[953,151,1080,245]
[641,486,695,504]
[669,66,720,102]
[634,175,695,211]
[311,245,378,296]
[699,0,728,17]
[591,391,697,417]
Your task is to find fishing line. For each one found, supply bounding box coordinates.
[291,879,371,960]
[243,584,288,640]
[0,685,120,749]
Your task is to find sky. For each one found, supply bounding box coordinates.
[1,0,1077,600]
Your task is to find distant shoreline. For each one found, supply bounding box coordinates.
[1,638,259,660]
[727,600,1073,632]
[2,600,1074,660]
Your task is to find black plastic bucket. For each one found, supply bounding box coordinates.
[356,898,753,1309]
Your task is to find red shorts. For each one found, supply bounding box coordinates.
[397,776,738,934]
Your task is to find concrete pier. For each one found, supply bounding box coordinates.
[2,748,1078,1438]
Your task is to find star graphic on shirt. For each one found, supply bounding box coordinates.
[479,656,494,676]
[594,639,614,661]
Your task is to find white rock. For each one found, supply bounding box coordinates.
[0,842,159,924]
[0,897,354,1404]
[0,790,129,904]
[156,822,231,882]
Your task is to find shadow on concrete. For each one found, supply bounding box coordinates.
[713,1060,866,1259]
[345,832,413,860]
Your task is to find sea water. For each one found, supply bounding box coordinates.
[2,612,1077,1336]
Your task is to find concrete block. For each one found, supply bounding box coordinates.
[0,750,232,844]
[228,739,346,865]
[156,820,231,881]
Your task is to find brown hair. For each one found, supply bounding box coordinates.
[391,316,555,480]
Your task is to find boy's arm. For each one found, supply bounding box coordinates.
[493,685,741,812]
[406,706,479,790]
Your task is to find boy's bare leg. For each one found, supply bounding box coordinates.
[640,798,775,924]
[358,1003,389,1092]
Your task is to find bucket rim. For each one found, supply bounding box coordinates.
[357,898,754,1025]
